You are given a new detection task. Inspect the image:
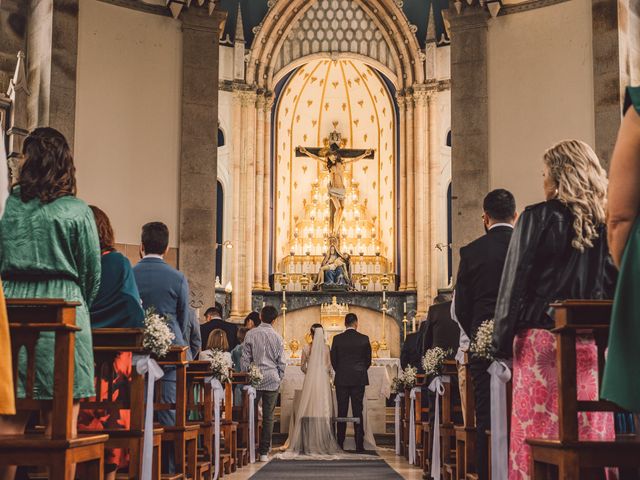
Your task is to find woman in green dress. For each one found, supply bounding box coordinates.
[0,127,100,478]
[602,87,640,412]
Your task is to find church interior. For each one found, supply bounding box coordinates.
[0,0,639,479]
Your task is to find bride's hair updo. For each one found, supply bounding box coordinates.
[310,323,323,338]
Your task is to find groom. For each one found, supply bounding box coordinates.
[330,313,372,452]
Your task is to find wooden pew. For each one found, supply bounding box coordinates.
[527,300,640,478]
[231,372,251,467]
[154,346,200,480]
[221,382,238,473]
[79,328,163,480]
[454,354,476,480]
[0,299,108,479]
[402,374,426,463]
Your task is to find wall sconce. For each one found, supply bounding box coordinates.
[215,240,233,250]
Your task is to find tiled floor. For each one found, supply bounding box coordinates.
[223,448,424,479]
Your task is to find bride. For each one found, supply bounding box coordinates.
[278,324,342,458]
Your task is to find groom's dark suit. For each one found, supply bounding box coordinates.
[330,328,372,451]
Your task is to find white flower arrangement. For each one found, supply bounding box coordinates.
[470,319,495,361]
[422,346,453,377]
[247,363,263,388]
[207,349,233,385]
[142,308,175,358]
[391,376,404,394]
[400,365,418,389]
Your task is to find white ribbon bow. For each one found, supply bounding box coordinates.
[408,386,421,465]
[394,393,404,455]
[488,361,511,480]
[428,375,450,480]
[133,354,164,480]
[206,377,225,480]
[243,385,257,463]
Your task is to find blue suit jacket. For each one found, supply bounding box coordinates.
[133,257,190,348]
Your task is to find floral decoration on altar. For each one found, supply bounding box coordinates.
[470,319,495,362]
[142,308,175,358]
[422,347,453,377]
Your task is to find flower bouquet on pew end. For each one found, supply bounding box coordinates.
[400,365,418,389]
[247,363,263,388]
[422,346,453,377]
[207,349,233,385]
[142,307,175,358]
[470,319,495,362]
[391,376,404,395]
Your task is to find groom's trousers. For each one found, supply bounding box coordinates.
[336,385,365,450]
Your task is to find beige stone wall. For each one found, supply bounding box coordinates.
[487,0,595,209]
[272,305,402,358]
[74,1,183,246]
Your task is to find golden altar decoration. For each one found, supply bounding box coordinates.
[320,296,350,344]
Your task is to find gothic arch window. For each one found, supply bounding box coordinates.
[218,126,225,147]
[216,180,224,279]
[446,129,451,148]
[447,182,453,284]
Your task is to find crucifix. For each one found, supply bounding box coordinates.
[296,130,375,236]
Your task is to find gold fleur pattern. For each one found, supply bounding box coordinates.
[274,58,396,266]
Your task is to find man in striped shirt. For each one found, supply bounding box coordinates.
[241,305,286,461]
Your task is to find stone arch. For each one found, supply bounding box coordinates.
[247,0,423,91]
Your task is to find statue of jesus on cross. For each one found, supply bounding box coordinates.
[296,131,374,236]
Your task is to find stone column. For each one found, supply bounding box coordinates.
[178,7,226,312]
[261,95,274,289]
[242,91,257,314]
[396,93,407,290]
[26,0,79,148]
[230,90,243,318]
[405,96,416,291]
[592,0,624,169]
[254,93,266,290]
[413,86,428,316]
[427,90,440,300]
[449,7,489,275]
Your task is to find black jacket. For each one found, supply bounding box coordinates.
[492,200,617,358]
[420,301,460,357]
[455,225,513,337]
[330,329,372,386]
[200,318,239,352]
[401,331,423,371]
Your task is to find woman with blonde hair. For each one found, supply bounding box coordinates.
[199,328,232,365]
[492,140,617,479]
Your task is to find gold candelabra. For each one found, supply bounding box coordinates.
[380,300,388,351]
[403,314,408,341]
[279,273,289,349]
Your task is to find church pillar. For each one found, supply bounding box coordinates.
[254,93,266,290]
[592,0,625,169]
[242,91,258,315]
[413,86,429,317]
[427,89,441,301]
[405,94,416,291]
[178,7,226,312]
[449,7,490,276]
[230,90,243,318]
[397,93,408,291]
[26,0,79,148]
[262,95,274,290]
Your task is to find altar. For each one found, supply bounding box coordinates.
[279,365,393,435]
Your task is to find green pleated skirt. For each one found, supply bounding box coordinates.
[3,277,96,400]
[602,218,640,412]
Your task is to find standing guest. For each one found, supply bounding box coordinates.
[200,304,238,351]
[400,327,424,371]
[231,327,249,372]
[78,205,145,480]
[244,311,261,330]
[241,306,286,462]
[493,140,617,479]
[133,222,190,473]
[0,127,101,480]
[602,86,640,412]
[185,307,202,360]
[453,189,516,480]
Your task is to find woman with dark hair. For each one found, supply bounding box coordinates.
[244,311,261,330]
[492,140,616,479]
[0,127,101,479]
[78,206,144,479]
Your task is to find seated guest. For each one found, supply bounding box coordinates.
[493,140,617,479]
[244,311,261,330]
[231,327,249,373]
[453,189,516,480]
[199,328,232,366]
[185,307,202,360]
[79,205,144,480]
[602,86,640,412]
[401,325,424,371]
[200,304,238,351]
[133,221,190,473]
[0,127,101,480]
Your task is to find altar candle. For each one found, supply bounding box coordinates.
[383,290,386,302]
[404,302,407,314]
[283,289,286,302]
[412,317,417,332]
[262,301,266,308]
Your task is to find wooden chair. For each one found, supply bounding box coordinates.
[155,346,200,480]
[79,328,164,480]
[527,300,640,478]
[0,299,109,479]
[455,354,476,480]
